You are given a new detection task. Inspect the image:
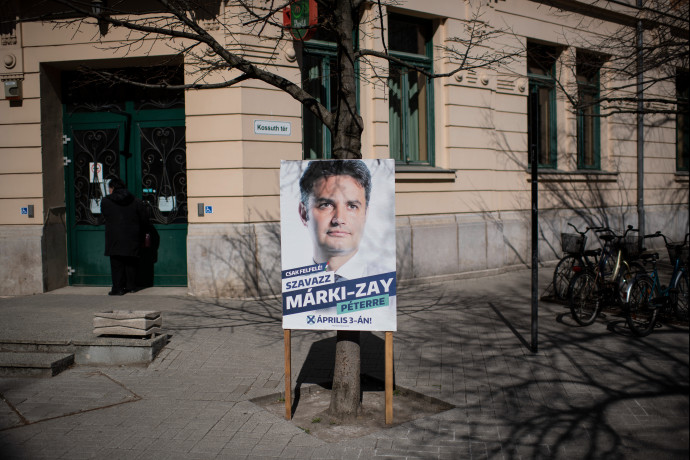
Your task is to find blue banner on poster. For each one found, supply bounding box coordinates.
[282,271,396,316]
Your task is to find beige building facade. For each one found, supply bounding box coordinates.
[0,0,687,297]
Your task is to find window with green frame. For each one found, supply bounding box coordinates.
[388,13,434,165]
[677,70,689,172]
[576,51,604,170]
[527,43,560,168]
[301,23,360,160]
[302,41,337,159]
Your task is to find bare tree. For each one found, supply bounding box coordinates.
[4,0,517,419]
[534,0,689,116]
[525,0,688,240]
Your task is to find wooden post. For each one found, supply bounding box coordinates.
[385,331,393,424]
[284,329,292,420]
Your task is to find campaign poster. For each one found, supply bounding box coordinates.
[280,159,397,331]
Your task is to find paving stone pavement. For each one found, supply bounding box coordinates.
[0,267,688,459]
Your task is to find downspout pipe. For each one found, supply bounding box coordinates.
[637,0,645,240]
[530,92,539,353]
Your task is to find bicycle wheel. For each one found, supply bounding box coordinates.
[626,275,659,337]
[671,271,689,323]
[568,271,601,326]
[553,255,582,300]
[616,262,644,306]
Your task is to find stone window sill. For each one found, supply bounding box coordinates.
[395,165,456,183]
[525,169,619,183]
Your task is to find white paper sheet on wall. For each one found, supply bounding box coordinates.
[159,196,176,212]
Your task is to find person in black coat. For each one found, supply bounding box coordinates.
[101,177,147,295]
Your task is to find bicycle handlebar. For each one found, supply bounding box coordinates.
[594,227,614,234]
[623,226,638,237]
[593,226,638,238]
[643,231,690,248]
[566,222,600,236]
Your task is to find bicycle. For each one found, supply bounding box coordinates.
[552,224,601,300]
[567,225,643,326]
[625,232,689,337]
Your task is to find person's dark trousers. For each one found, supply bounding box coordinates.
[110,255,138,293]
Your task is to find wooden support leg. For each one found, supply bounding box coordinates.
[284,329,292,420]
[385,331,393,425]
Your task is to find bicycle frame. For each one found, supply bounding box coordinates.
[597,231,635,287]
[584,246,632,296]
[670,266,688,296]
[646,259,686,305]
[624,236,688,307]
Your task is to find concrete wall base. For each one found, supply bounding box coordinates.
[0,225,45,296]
[185,204,688,298]
[1,204,686,298]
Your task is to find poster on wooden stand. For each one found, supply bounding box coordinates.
[279,159,397,423]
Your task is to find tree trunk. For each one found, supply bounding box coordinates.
[329,0,363,160]
[327,1,363,419]
[328,330,361,419]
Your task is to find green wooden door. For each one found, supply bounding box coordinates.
[64,119,127,285]
[64,102,188,287]
[135,119,188,286]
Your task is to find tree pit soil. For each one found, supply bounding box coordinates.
[254,380,455,443]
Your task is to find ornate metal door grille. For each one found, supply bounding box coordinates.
[72,127,120,226]
[140,126,187,224]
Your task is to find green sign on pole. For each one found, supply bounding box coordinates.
[283,0,317,41]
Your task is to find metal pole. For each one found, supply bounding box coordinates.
[531,143,539,353]
[637,0,645,239]
[529,89,539,353]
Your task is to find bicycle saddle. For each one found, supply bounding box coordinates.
[638,252,658,262]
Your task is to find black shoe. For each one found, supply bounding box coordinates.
[108,289,126,296]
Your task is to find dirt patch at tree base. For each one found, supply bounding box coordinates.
[253,379,454,443]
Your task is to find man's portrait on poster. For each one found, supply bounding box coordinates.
[280,159,396,332]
